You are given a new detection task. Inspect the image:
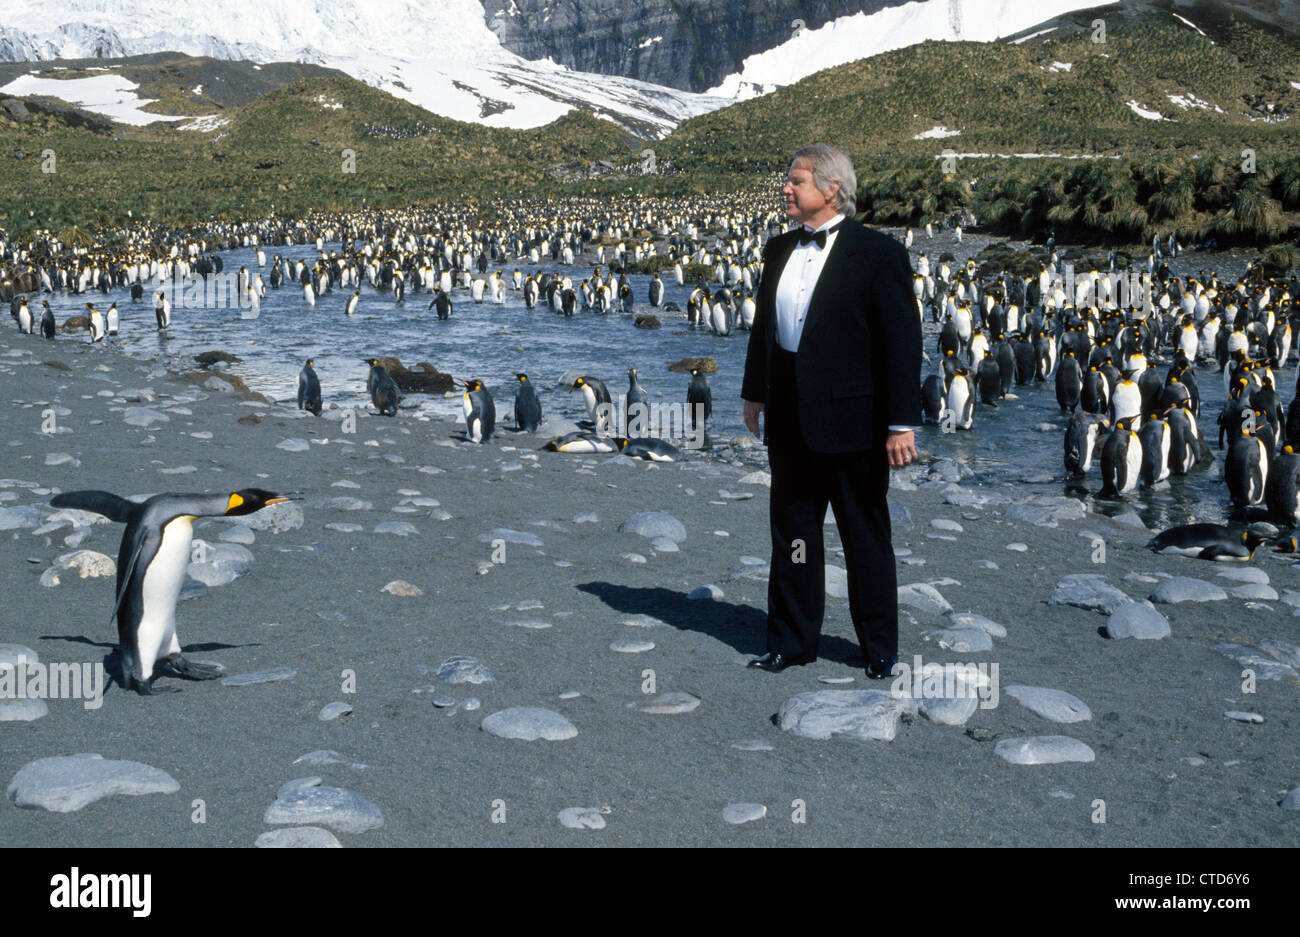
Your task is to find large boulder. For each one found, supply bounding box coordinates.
[374,358,455,393]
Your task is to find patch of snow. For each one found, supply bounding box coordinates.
[1048,61,1072,72]
[1013,27,1058,44]
[177,114,230,131]
[914,125,960,139]
[1126,99,1169,121]
[0,73,191,125]
[1171,13,1212,42]
[707,0,1117,98]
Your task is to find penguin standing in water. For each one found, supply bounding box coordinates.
[647,273,664,308]
[345,289,360,316]
[573,375,612,425]
[1265,445,1300,526]
[365,358,400,417]
[462,379,495,443]
[155,290,171,329]
[687,367,712,432]
[921,374,945,424]
[1138,413,1171,486]
[1055,349,1082,412]
[626,367,649,434]
[976,350,1001,407]
[16,299,32,334]
[40,300,55,339]
[1064,411,1107,476]
[298,359,323,416]
[105,302,119,337]
[1225,427,1269,506]
[1099,416,1141,497]
[87,303,106,343]
[513,373,542,432]
[48,488,295,695]
[946,367,975,429]
[429,287,453,320]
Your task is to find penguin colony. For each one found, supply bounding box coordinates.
[2,196,785,458]
[915,247,1300,552]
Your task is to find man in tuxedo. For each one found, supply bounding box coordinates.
[741,144,922,678]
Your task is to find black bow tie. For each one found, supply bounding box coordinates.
[798,222,841,248]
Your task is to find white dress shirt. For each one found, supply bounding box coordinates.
[773,213,917,434]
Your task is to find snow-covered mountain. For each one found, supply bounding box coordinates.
[0,0,1115,136]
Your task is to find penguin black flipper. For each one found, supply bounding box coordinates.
[50,490,138,523]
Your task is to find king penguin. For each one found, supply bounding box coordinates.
[513,373,542,432]
[626,367,649,434]
[40,300,55,339]
[48,488,294,694]
[298,359,323,416]
[1225,427,1269,506]
[345,289,360,316]
[573,375,612,425]
[365,358,400,417]
[87,303,106,343]
[1099,417,1141,497]
[687,367,712,431]
[1147,523,1272,561]
[462,379,495,443]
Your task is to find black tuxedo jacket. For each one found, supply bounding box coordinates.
[741,218,922,453]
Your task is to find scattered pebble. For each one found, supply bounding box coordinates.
[558,807,608,829]
[264,777,384,833]
[994,736,1096,765]
[222,667,296,686]
[481,707,577,741]
[1005,686,1092,723]
[777,690,917,742]
[722,803,766,824]
[319,702,353,721]
[7,753,179,812]
[255,826,343,848]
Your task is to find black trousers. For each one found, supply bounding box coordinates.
[765,348,898,665]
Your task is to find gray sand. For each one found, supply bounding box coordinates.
[0,327,1297,847]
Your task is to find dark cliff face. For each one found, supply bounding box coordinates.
[482,0,908,92]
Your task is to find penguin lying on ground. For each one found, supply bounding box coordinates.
[543,431,620,453]
[1146,523,1272,561]
[49,488,295,695]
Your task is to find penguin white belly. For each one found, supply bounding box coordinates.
[580,384,598,421]
[137,516,193,679]
[1120,434,1142,492]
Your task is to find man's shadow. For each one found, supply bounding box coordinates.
[574,582,865,666]
[39,635,257,694]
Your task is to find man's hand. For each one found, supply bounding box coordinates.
[885,429,917,469]
[743,399,764,438]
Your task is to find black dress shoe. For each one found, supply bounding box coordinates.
[748,652,809,673]
[865,656,898,680]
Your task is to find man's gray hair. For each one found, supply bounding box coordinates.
[791,144,857,215]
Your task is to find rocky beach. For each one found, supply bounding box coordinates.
[1,310,1298,848]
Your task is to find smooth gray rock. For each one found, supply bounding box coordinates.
[946,612,1008,638]
[222,666,296,686]
[318,702,353,721]
[1049,574,1130,614]
[919,694,979,726]
[123,407,169,427]
[722,803,766,824]
[0,697,48,721]
[8,753,179,812]
[1259,639,1300,670]
[1282,788,1300,810]
[374,521,419,536]
[0,505,45,530]
[1217,567,1269,584]
[264,777,383,833]
[0,643,38,667]
[1214,644,1299,681]
[825,564,848,598]
[921,627,993,652]
[731,740,775,751]
[481,707,577,741]
[255,826,342,848]
[688,584,723,600]
[239,500,305,532]
[651,537,679,552]
[1229,583,1278,601]
[620,511,687,542]
[1150,577,1227,604]
[276,438,310,452]
[309,497,373,512]
[994,736,1096,765]
[637,692,701,714]
[558,807,608,829]
[610,640,655,653]
[1006,686,1092,723]
[1223,711,1263,724]
[479,528,543,547]
[897,582,953,616]
[777,690,918,742]
[1104,602,1171,640]
[187,541,253,587]
[432,656,495,685]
